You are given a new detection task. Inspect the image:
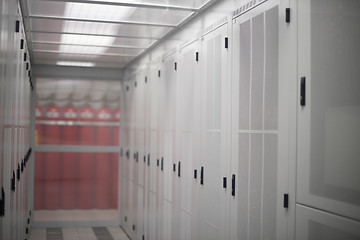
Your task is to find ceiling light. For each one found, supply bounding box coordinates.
[57,61,95,67]
[60,2,136,56]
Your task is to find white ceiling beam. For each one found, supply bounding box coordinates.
[28,15,177,27]
[30,30,161,40]
[34,49,138,57]
[32,41,147,50]
[39,0,198,12]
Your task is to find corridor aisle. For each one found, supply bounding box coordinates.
[29,227,130,240]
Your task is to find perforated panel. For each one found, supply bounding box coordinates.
[237,133,250,239]
[239,20,251,130]
[232,3,280,240]
[205,36,222,130]
[264,7,278,131]
[250,14,264,130]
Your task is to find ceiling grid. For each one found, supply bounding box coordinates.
[20,0,217,68]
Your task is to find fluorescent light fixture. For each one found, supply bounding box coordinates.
[57,61,95,67]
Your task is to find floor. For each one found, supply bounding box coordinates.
[29,227,130,240]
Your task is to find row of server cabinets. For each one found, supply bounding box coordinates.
[0,0,33,239]
[119,0,360,240]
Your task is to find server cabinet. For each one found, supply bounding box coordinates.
[297,0,360,221]
[136,70,147,240]
[295,205,360,240]
[145,61,161,240]
[163,52,181,240]
[230,1,284,239]
[199,20,229,240]
[179,39,201,240]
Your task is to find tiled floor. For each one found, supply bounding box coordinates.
[29,227,130,240]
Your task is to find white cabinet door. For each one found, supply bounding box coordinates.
[199,22,229,240]
[161,132,174,240]
[296,204,360,240]
[179,39,201,240]
[297,0,360,221]
[137,130,146,240]
[230,1,283,239]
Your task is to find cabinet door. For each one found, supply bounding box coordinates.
[199,22,229,240]
[230,1,282,239]
[137,130,145,240]
[296,205,360,240]
[179,40,201,240]
[297,0,360,220]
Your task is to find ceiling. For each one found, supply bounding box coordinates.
[21,0,216,69]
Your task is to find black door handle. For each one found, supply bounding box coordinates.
[232,174,236,196]
[223,177,227,189]
[0,187,5,217]
[300,77,306,106]
[17,164,21,181]
[11,171,16,191]
[200,167,204,185]
[178,161,181,177]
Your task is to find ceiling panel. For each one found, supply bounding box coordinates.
[28,0,193,26]
[29,18,173,38]
[22,0,217,68]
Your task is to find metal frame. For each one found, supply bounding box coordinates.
[32,41,147,50]
[39,0,199,12]
[28,15,178,28]
[19,0,219,69]
[30,30,161,40]
[33,49,137,57]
